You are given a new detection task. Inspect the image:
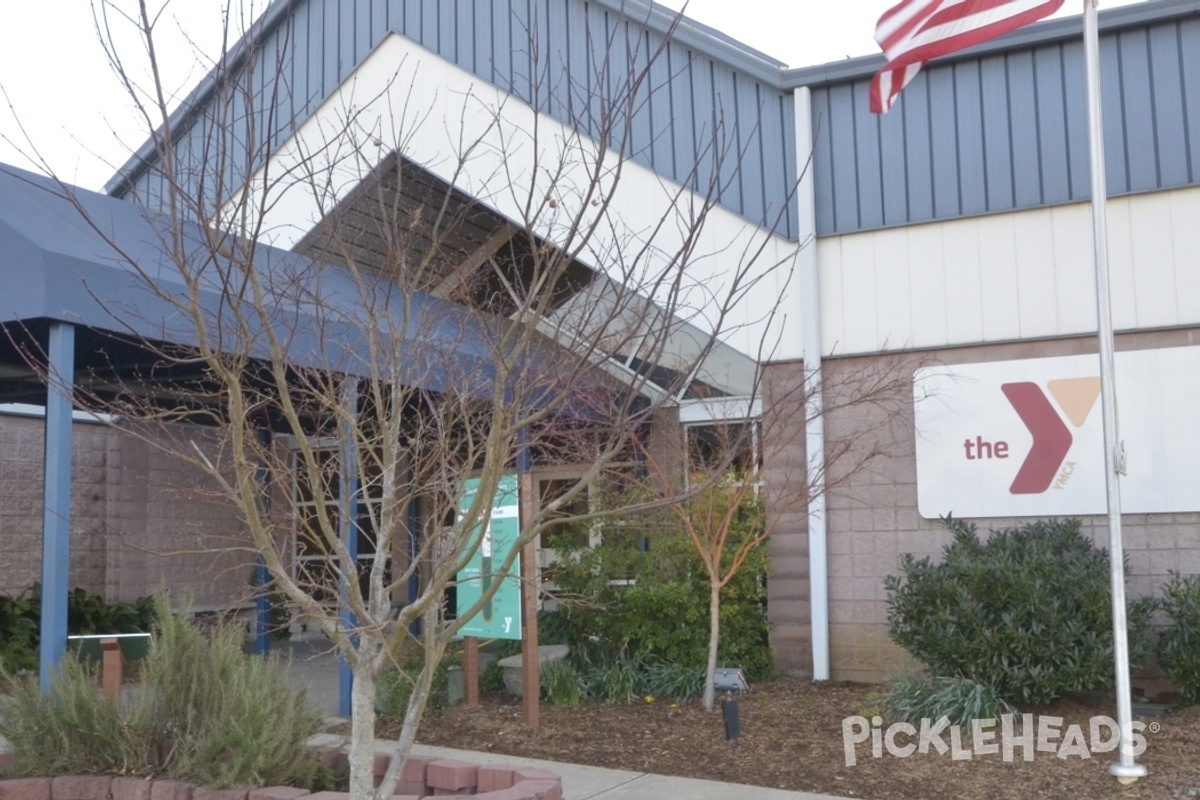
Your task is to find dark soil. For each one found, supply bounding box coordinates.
[392,680,1200,799]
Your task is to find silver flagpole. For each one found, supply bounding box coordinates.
[1082,0,1145,783]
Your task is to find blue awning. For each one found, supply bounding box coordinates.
[0,164,510,396]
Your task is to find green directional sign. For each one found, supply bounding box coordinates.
[455,474,522,640]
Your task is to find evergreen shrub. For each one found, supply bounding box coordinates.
[0,593,322,788]
[1156,570,1200,706]
[885,517,1156,706]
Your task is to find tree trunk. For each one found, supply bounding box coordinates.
[703,580,721,713]
[377,605,442,800]
[347,665,378,800]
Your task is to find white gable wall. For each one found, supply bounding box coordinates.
[227,33,803,363]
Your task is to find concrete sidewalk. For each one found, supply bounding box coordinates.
[409,743,842,800]
[306,734,842,800]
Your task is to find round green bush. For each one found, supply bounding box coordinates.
[885,517,1156,706]
[1157,571,1200,706]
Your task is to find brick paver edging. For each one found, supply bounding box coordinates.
[0,755,562,800]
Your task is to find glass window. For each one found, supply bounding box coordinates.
[292,445,391,602]
[685,421,762,484]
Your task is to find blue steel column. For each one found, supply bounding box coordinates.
[39,322,75,691]
[338,382,359,718]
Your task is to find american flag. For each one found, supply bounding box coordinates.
[871,0,1065,114]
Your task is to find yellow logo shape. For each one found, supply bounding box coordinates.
[1047,377,1102,428]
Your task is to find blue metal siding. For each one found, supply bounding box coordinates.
[118,0,797,239]
[1007,51,1041,208]
[812,88,835,235]
[850,82,885,229]
[1150,24,1190,184]
[666,43,695,181]
[688,57,718,201]
[779,94,798,234]
[630,27,656,162]
[647,32,675,173]
[713,64,741,211]
[953,61,988,217]
[1120,29,1158,189]
[827,84,858,232]
[809,16,1200,236]
[928,67,960,220]
[978,54,1014,211]
[879,96,910,226]
[1182,19,1200,184]
[760,90,792,230]
[1099,32,1129,195]
[903,76,935,223]
[1061,40,1092,199]
[1034,46,1071,205]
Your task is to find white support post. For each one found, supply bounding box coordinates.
[794,86,829,682]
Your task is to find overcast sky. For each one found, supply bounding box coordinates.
[0,0,1142,192]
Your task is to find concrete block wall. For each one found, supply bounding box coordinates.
[0,414,256,609]
[0,414,108,597]
[761,361,812,677]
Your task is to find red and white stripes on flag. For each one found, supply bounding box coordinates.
[871,0,1065,113]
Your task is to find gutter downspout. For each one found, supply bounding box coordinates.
[794,86,829,681]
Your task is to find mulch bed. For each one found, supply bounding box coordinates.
[391,679,1200,799]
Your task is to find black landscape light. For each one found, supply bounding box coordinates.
[713,667,748,740]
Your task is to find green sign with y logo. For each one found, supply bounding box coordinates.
[455,474,521,640]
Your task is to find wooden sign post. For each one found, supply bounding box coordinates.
[519,471,539,729]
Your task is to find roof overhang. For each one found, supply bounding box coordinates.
[0,164,520,403]
[225,32,798,394]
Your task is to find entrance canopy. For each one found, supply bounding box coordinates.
[0,161,550,692]
[0,164,517,404]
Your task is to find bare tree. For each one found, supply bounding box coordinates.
[7,2,824,798]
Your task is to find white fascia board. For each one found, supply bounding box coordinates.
[0,403,113,424]
[677,396,762,424]
[227,34,802,362]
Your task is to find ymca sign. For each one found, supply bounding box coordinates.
[913,347,1200,519]
[455,474,523,640]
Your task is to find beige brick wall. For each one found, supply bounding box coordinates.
[0,414,108,597]
[0,414,257,609]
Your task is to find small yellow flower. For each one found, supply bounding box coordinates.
[643,695,654,703]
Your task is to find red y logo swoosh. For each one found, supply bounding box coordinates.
[1002,382,1073,494]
